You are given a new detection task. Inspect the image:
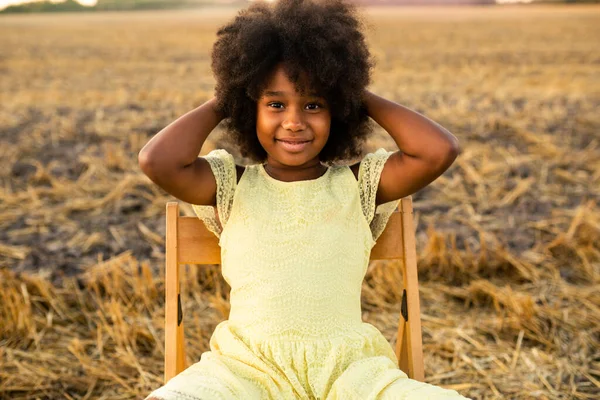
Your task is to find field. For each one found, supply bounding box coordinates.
[0,4,599,399]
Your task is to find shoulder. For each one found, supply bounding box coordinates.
[348,148,396,182]
[347,149,389,181]
[203,148,246,185]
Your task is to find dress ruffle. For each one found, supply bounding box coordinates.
[358,148,401,242]
[147,321,468,400]
[191,149,237,239]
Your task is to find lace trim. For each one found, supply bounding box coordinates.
[191,149,236,239]
[358,148,400,242]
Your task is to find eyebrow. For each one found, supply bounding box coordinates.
[263,90,323,98]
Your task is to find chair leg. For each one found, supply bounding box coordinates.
[165,202,186,383]
[165,264,182,383]
[176,293,186,374]
[396,289,425,381]
[400,197,425,382]
[165,281,186,384]
[396,311,410,375]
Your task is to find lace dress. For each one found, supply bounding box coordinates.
[146,148,471,400]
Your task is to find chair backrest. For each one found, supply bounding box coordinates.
[163,196,424,384]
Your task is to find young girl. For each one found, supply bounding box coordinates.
[139,1,469,399]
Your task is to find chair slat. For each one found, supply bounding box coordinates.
[178,217,220,264]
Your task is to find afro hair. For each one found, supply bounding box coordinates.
[211,0,375,163]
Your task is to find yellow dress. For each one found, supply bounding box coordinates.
[146,148,471,400]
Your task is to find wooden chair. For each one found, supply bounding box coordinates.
[163,196,424,384]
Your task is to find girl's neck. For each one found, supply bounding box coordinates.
[263,160,328,182]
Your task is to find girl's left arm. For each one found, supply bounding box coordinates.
[361,90,460,205]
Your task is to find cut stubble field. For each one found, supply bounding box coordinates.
[0,5,599,400]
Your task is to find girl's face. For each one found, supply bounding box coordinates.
[256,64,331,169]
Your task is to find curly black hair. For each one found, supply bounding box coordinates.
[211,0,374,164]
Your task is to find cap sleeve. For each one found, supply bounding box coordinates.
[190,149,237,239]
[358,148,400,242]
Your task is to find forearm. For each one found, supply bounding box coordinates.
[363,90,459,160]
[138,97,223,172]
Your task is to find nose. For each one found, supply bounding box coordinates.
[281,108,306,132]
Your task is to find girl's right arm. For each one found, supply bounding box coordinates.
[138,97,223,206]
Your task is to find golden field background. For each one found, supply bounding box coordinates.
[0,5,599,399]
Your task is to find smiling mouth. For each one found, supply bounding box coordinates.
[276,139,311,144]
[276,139,312,153]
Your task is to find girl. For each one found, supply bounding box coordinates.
[139,0,469,399]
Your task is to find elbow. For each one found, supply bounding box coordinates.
[447,142,460,166]
[138,149,158,180]
[434,139,460,171]
[138,148,150,170]
[444,132,460,160]
[448,137,460,160]
[444,129,460,154]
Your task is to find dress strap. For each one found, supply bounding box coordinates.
[191,149,237,238]
[358,148,400,242]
